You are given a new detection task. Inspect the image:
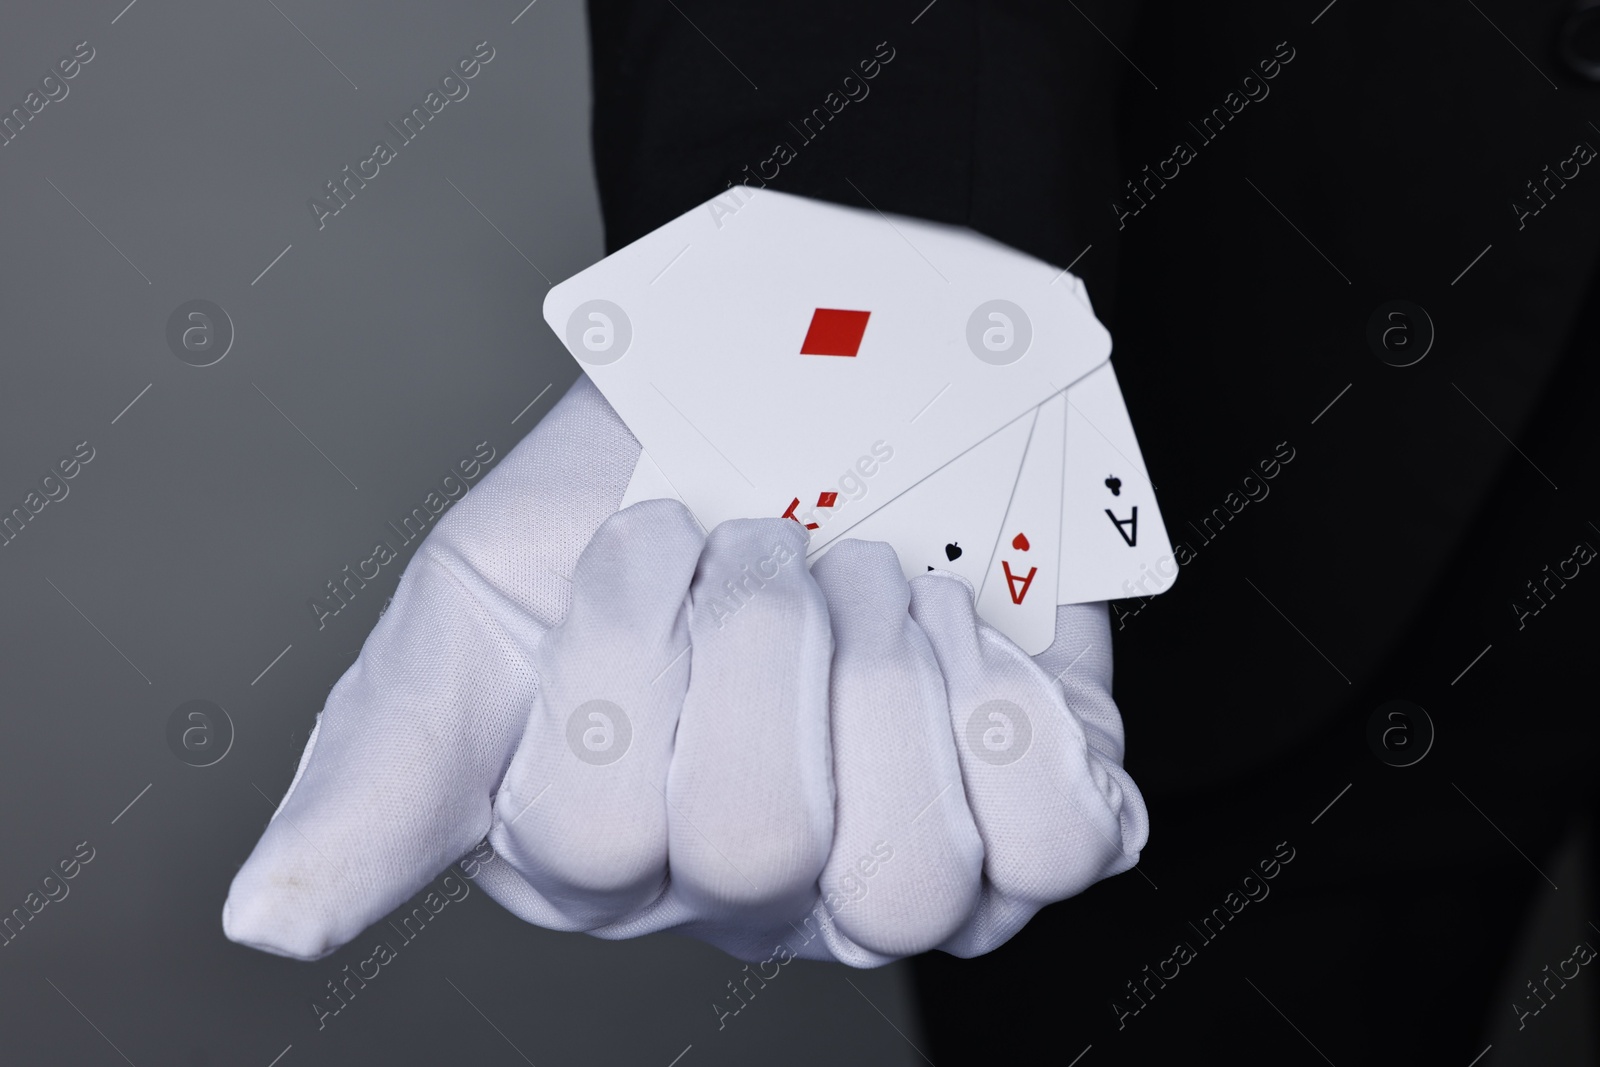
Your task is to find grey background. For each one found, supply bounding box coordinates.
[0,2,925,1064]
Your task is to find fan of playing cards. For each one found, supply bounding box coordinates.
[544,189,1175,651]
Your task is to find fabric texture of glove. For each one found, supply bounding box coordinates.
[223,375,1148,967]
[223,375,639,960]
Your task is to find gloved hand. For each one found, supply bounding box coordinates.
[222,375,1148,965]
[224,374,642,960]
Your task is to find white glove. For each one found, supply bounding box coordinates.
[224,375,640,960]
[222,376,1148,965]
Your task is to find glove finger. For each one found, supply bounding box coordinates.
[908,574,1147,955]
[666,517,833,923]
[809,539,983,958]
[1033,601,1149,863]
[223,377,638,960]
[489,499,703,929]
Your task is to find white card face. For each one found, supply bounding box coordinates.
[619,448,686,512]
[1057,362,1177,604]
[544,187,1111,552]
[977,391,1066,654]
[806,408,1035,591]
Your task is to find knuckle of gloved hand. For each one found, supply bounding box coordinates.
[811,542,912,627]
[908,569,978,620]
[813,537,900,580]
[703,516,809,563]
[692,519,817,633]
[821,824,981,957]
[694,835,831,911]
[579,499,702,592]
[540,831,665,901]
[602,497,702,552]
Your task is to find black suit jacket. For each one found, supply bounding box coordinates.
[586,2,1600,1059]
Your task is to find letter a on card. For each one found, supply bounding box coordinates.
[1003,562,1036,604]
[976,391,1065,654]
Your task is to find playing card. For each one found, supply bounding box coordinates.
[544,187,1111,552]
[977,390,1066,654]
[806,406,1037,591]
[619,447,693,518]
[1057,361,1177,604]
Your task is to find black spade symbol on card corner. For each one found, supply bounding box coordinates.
[944,542,962,561]
[1105,475,1122,496]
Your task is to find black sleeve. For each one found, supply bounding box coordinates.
[586,0,1141,300]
